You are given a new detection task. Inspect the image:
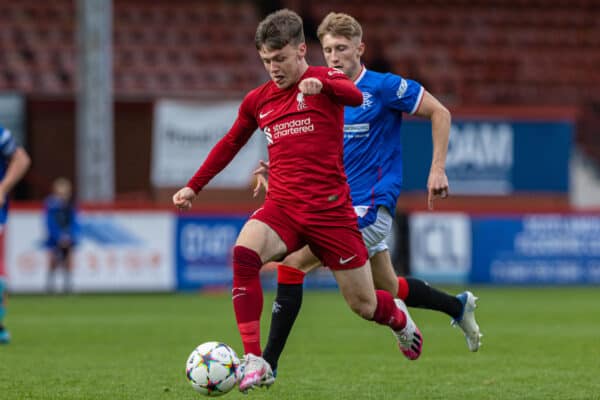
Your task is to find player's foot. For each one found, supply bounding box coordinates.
[0,328,10,344]
[393,299,423,360]
[452,291,482,352]
[238,353,275,393]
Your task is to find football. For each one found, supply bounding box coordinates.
[185,342,241,396]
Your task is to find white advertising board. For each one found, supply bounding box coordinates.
[151,99,266,188]
[409,212,471,284]
[5,210,175,293]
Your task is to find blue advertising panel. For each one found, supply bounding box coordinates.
[176,215,246,290]
[402,119,572,194]
[471,215,600,284]
[176,214,339,290]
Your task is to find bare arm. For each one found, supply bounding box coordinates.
[414,91,451,210]
[0,147,31,206]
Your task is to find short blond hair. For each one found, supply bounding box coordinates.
[317,12,362,43]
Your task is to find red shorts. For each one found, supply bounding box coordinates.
[250,200,368,270]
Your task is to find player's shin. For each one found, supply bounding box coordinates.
[232,245,264,356]
[371,290,406,330]
[262,265,306,373]
[401,277,463,319]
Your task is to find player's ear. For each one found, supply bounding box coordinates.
[297,42,307,58]
[357,42,365,58]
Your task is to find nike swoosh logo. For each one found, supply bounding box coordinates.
[232,287,247,300]
[259,110,274,119]
[339,255,357,265]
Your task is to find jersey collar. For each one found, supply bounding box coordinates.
[354,65,367,85]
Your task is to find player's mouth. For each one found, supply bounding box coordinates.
[273,75,285,85]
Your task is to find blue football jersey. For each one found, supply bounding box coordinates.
[343,68,424,217]
[0,126,18,225]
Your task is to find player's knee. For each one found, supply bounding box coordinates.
[281,252,305,270]
[232,245,262,279]
[347,295,377,320]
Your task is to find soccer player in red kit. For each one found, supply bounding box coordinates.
[172,9,423,392]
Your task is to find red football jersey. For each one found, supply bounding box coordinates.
[187,66,362,213]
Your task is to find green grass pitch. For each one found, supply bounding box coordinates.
[1,287,599,399]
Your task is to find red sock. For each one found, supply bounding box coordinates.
[397,277,409,301]
[232,245,263,356]
[372,290,406,331]
[277,264,306,284]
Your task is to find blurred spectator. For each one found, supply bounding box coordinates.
[45,177,79,294]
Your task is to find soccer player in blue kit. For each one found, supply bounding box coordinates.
[0,124,31,344]
[247,12,482,389]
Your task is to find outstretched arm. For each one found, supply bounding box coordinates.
[414,91,451,210]
[173,117,256,210]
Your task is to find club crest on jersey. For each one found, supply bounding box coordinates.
[296,92,307,110]
[361,92,374,109]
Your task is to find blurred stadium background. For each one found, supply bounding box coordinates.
[1,0,599,292]
[2,1,600,399]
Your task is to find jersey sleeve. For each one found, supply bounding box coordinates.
[320,68,363,107]
[186,94,258,193]
[379,73,424,115]
[0,126,18,158]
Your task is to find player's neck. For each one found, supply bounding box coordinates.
[297,60,309,79]
[350,64,365,82]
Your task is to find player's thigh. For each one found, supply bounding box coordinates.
[332,262,377,315]
[358,206,393,257]
[306,222,368,270]
[370,250,398,296]
[281,245,321,273]
[235,219,287,263]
